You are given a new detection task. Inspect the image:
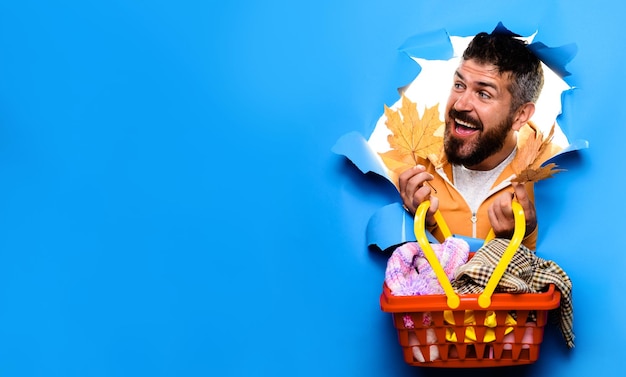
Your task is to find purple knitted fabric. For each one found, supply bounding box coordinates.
[385,238,470,296]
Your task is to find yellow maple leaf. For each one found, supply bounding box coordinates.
[512,122,555,171]
[511,163,565,183]
[378,94,444,186]
[511,122,564,184]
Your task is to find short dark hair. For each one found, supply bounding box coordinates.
[462,31,544,111]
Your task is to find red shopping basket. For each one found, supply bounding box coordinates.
[380,201,561,368]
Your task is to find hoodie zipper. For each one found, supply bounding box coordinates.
[435,167,516,238]
[471,213,478,238]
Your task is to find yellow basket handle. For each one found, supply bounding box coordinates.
[413,200,526,309]
[478,201,525,308]
[414,202,459,309]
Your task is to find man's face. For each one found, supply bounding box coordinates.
[443,59,517,169]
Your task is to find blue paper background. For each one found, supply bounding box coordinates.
[0,1,620,376]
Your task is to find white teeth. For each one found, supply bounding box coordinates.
[455,118,477,129]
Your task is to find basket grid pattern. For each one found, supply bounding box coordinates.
[392,308,550,367]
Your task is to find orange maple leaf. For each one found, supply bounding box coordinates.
[511,122,564,183]
[378,94,444,186]
[512,122,555,171]
[512,163,565,183]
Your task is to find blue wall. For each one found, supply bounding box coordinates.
[0,1,621,376]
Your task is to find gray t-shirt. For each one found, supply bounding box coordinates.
[452,149,516,213]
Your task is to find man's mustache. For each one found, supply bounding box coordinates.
[448,109,482,130]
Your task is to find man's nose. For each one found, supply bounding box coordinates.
[453,92,473,112]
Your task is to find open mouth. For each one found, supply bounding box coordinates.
[454,118,480,136]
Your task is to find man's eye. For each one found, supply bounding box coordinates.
[478,91,491,99]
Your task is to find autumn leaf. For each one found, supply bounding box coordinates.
[512,163,565,183]
[512,122,555,172]
[511,122,564,183]
[378,94,444,186]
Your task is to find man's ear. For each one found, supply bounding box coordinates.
[512,102,535,131]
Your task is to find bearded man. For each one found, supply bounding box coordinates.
[399,31,561,250]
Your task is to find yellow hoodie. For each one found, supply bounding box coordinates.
[422,123,562,250]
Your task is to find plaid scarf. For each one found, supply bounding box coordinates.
[451,238,575,349]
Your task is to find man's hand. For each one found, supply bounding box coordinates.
[488,183,537,239]
[398,165,438,226]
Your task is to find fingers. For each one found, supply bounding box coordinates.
[489,183,537,238]
[512,182,532,212]
[426,196,439,226]
[398,165,435,214]
[488,191,514,223]
[512,182,537,234]
[488,191,515,238]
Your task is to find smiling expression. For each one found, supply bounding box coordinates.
[443,59,525,170]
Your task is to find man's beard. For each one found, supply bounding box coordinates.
[444,109,513,168]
